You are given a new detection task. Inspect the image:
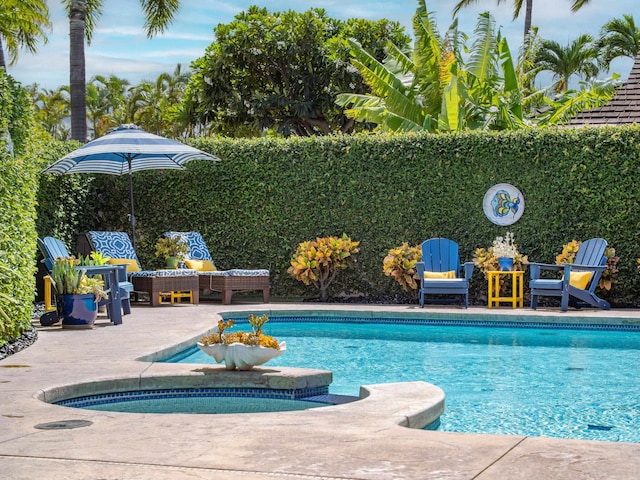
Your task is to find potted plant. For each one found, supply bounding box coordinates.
[49,257,108,328]
[197,314,285,370]
[155,236,188,269]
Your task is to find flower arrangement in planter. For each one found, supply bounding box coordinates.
[287,234,359,301]
[556,240,619,292]
[155,236,188,269]
[383,242,421,295]
[198,314,285,370]
[474,234,528,294]
[491,232,518,270]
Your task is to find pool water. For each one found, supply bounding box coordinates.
[166,319,640,443]
[59,392,329,414]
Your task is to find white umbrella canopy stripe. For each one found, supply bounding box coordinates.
[42,124,220,247]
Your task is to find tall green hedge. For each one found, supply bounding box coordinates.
[0,72,39,346]
[37,127,640,306]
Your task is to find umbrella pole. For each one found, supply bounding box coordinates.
[128,159,136,250]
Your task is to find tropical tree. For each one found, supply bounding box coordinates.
[0,0,51,69]
[337,1,529,132]
[597,14,640,70]
[337,1,613,131]
[131,63,190,136]
[452,0,533,39]
[535,33,600,93]
[63,0,181,142]
[534,75,618,125]
[183,6,410,137]
[85,75,130,138]
[29,85,71,139]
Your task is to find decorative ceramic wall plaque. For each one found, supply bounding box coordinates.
[483,183,524,226]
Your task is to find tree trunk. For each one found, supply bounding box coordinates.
[523,0,533,39]
[0,37,6,69]
[69,1,87,142]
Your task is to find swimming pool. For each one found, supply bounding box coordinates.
[164,315,640,443]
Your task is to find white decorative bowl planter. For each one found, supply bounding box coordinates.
[197,341,286,370]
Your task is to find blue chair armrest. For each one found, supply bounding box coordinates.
[112,263,129,283]
[461,262,474,279]
[529,262,563,279]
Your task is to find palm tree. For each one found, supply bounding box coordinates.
[31,86,71,139]
[452,0,534,39]
[63,0,181,142]
[535,34,600,93]
[568,0,591,10]
[0,0,51,69]
[131,64,190,135]
[598,15,640,70]
[86,75,130,138]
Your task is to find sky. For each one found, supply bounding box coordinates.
[7,0,639,91]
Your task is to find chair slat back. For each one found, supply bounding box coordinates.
[574,238,608,292]
[575,238,607,267]
[420,238,460,274]
[38,237,71,271]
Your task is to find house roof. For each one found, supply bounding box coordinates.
[568,54,640,127]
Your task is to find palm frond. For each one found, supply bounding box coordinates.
[467,12,497,83]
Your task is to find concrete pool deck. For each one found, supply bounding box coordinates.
[1,302,640,479]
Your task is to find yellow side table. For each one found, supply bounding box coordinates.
[487,270,524,308]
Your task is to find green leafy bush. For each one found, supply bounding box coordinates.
[36,126,640,307]
[287,234,360,301]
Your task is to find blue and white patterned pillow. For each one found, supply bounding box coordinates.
[88,231,142,270]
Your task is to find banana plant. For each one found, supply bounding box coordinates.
[337,0,529,133]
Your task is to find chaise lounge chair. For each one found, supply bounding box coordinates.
[415,237,474,308]
[165,231,270,304]
[529,237,611,312]
[86,231,199,307]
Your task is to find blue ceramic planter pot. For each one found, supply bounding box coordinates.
[57,294,98,329]
[498,257,514,271]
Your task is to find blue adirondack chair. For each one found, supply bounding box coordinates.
[415,238,474,308]
[37,236,133,316]
[529,238,611,312]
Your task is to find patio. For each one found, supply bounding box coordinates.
[1,302,640,479]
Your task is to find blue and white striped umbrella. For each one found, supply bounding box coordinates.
[42,124,220,247]
[43,124,219,175]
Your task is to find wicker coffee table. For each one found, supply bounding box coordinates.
[132,273,199,307]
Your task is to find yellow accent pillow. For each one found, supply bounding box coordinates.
[108,258,140,273]
[569,271,592,290]
[185,259,217,271]
[424,270,456,280]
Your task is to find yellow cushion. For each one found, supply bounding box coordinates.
[424,270,456,280]
[569,271,592,290]
[108,258,140,273]
[185,259,217,271]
